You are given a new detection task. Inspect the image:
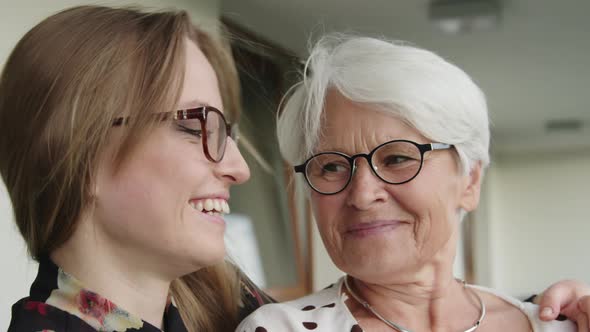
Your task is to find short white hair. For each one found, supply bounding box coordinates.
[277,34,490,174]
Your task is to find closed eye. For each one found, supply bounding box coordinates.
[177,124,203,138]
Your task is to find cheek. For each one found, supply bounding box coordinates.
[310,193,347,254]
[310,193,343,229]
[97,145,193,228]
[122,152,182,197]
[395,179,460,251]
[98,172,179,239]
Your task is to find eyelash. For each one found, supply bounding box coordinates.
[177,124,202,138]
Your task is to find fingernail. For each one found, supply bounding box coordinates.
[541,307,554,317]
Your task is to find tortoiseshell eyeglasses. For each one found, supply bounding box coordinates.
[112,106,238,163]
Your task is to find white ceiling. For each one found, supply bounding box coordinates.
[221,0,590,155]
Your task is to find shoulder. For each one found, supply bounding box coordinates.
[8,297,96,332]
[237,280,361,332]
[469,285,577,332]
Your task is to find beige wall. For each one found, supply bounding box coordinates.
[484,151,590,298]
[0,1,219,329]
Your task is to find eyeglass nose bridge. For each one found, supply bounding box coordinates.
[348,152,379,182]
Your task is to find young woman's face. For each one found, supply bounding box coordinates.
[93,39,250,277]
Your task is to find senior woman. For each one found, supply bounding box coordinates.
[237,35,577,332]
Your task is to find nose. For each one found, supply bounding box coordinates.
[215,138,250,185]
[345,157,387,209]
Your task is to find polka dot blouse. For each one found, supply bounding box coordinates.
[237,277,361,332]
[236,277,576,332]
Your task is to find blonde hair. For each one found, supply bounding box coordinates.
[0,6,243,331]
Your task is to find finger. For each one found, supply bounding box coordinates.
[576,312,589,332]
[539,282,576,321]
[578,297,590,330]
[578,296,590,314]
[539,305,557,322]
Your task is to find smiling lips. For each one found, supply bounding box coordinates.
[344,220,403,237]
[190,198,230,216]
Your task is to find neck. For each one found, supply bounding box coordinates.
[51,227,174,330]
[346,266,481,331]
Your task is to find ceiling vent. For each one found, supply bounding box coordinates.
[429,0,502,34]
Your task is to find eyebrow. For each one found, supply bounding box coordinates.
[177,99,208,109]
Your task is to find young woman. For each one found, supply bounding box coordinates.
[0,6,270,332]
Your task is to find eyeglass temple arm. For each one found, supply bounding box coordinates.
[430,143,452,151]
[112,110,187,127]
[294,164,306,173]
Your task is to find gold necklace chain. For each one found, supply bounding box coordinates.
[344,276,486,332]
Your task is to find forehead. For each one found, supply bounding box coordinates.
[319,90,427,153]
[178,39,222,110]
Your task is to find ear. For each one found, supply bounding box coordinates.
[458,161,483,212]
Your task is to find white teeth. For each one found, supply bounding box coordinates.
[191,198,230,214]
[204,199,214,211]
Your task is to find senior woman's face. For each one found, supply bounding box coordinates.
[311,91,482,284]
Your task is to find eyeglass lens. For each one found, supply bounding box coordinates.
[305,141,423,194]
[205,110,227,162]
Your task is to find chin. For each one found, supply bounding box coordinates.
[190,246,226,269]
[339,254,402,278]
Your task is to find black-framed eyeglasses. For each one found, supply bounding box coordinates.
[112,106,238,163]
[294,139,453,195]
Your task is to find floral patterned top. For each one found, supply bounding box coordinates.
[8,257,273,332]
